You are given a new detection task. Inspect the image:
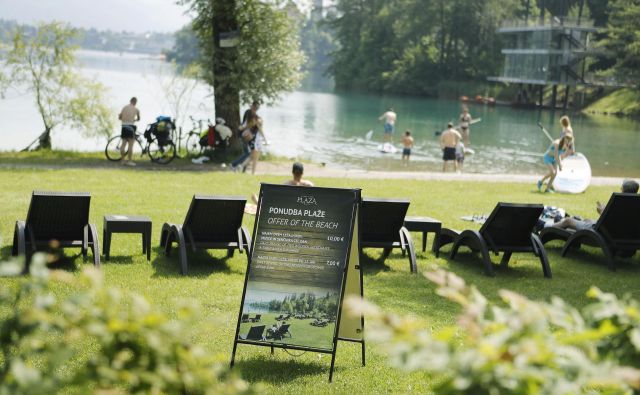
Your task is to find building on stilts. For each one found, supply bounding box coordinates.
[488,0,598,110]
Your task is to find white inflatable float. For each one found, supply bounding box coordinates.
[553,153,592,194]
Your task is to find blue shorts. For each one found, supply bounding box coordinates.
[543,154,556,165]
[384,123,394,134]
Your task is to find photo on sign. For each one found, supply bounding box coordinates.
[238,281,340,350]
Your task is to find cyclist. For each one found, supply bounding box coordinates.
[119,97,141,166]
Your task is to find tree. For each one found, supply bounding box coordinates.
[0,22,113,150]
[182,0,304,131]
[599,0,640,86]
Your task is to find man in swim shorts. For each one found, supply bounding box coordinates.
[440,122,462,172]
[118,97,140,166]
[379,107,397,143]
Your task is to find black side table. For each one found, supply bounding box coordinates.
[103,215,152,261]
[404,216,442,257]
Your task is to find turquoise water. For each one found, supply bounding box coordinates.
[1,50,639,177]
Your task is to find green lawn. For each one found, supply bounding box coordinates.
[1,167,638,394]
[238,313,335,350]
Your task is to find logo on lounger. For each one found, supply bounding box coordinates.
[296,195,317,206]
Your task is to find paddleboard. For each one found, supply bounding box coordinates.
[378,143,399,154]
[552,153,591,194]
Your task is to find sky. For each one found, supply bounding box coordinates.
[0,0,192,33]
[0,0,321,33]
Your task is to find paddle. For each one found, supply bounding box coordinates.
[434,118,482,136]
[537,122,554,142]
[365,129,374,141]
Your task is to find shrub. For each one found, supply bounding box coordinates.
[349,268,640,394]
[0,255,254,394]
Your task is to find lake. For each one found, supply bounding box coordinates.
[1,50,639,177]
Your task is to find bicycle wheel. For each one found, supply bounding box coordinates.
[148,138,177,164]
[105,136,124,161]
[185,133,203,156]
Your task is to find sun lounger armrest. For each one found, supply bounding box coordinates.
[12,220,26,256]
[398,227,408,251]
[85,223,101,267]
[238,226,252,254]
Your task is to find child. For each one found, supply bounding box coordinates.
[559,115,575,156]
[538,134,573,193]
[401,130,414,164]
[455,140,465,173]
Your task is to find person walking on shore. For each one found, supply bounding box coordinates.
[401,130,414,164]
[440,122,462,172]
[243,101,260,125]
[537,133,573,193]
[118,97,140,166]
[379,107,397,143]
[459,107,472,146]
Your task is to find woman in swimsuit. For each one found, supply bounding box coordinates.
[537,134,573,193]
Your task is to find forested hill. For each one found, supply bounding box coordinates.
[0,19,174,55]
[326,0,638,96]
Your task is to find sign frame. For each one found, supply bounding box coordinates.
[229,183,364,382]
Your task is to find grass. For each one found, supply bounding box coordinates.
[0,149,295,169]
[584,88,640,117]
[1,166,639,394]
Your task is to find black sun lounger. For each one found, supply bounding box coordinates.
[360,198,417,273]
[239,325,265,341]
[540,193,640,270]
[159,195,251,275]
[12,191,100,269]
[435,203,550,277]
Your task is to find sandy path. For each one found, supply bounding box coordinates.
[255,162,627,186]
[0,160,628,186]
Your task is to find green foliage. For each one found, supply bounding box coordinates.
[164,24,201,67]
[184,0,305,106]
[328,0,526,94]
[352,268,640,394]
[0,22,114,149]
[599,0,640,86]
[0,255,253,394]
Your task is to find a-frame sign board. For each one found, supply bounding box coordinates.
[230,184,365,382]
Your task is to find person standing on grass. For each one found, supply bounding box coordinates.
[118,97,140,166]
[401,130,414,164]
[459,107,472,146]
[440,122,462,172]
[379,107,397,143]
[537,133,573,193]
[248,117,268,175]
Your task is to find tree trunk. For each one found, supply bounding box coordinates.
[37,128,52,150]
[212,0,241,137]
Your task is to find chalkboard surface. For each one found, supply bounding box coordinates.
[236,184,359,351]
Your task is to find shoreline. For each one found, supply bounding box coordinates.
[0,160,628,186]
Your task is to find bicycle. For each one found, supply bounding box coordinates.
[177,116,207,157]
[105,124,177,165]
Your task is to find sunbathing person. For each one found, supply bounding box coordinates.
[551,179,639,231]
[251,162,314,204]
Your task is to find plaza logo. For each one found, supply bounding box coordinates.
[296,195,317,206]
